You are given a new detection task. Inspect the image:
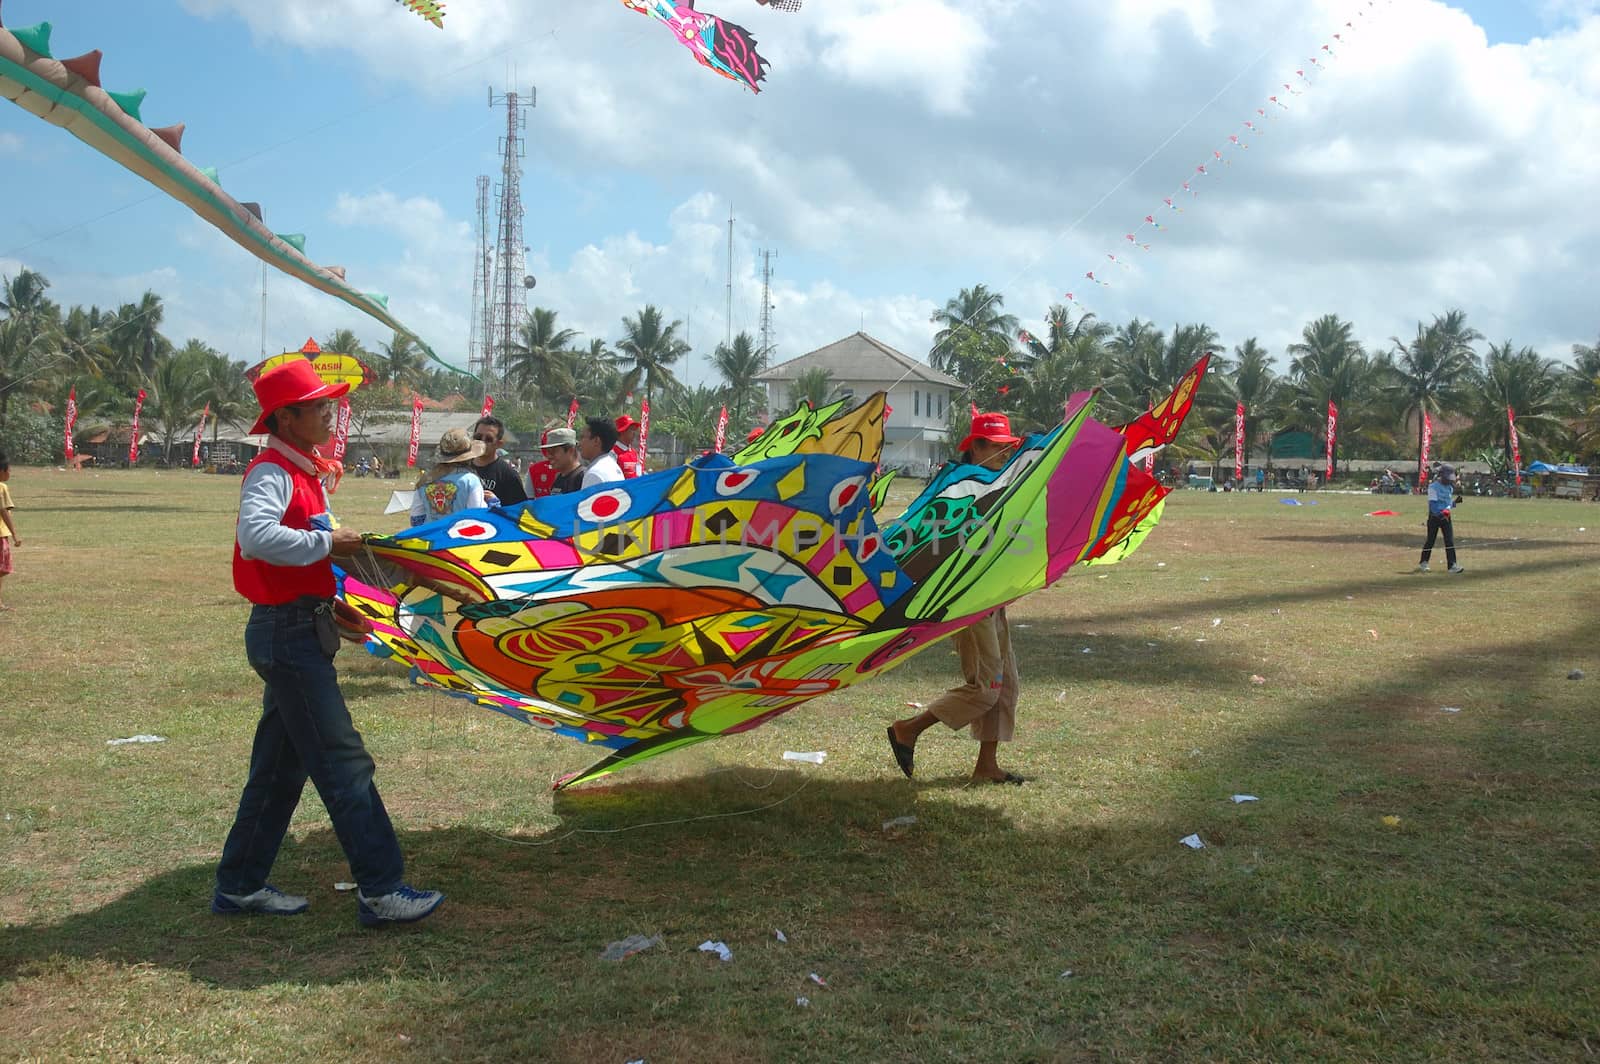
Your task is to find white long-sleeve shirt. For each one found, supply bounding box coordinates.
[236,443,334,567]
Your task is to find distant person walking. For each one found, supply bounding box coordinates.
[1414,462,1465,574]
[0,451,19,611]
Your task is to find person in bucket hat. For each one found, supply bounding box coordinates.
[1414,462,1465,574]
[409,427,487,525]
[886,411,1028,785]
[217,358,445,927]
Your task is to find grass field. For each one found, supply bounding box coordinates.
[1,468,1596,1062]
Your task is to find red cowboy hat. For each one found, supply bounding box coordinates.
[249,358,349,434]
[957,411,1020,453]
[614,414,639,434]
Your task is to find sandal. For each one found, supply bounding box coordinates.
[886,726,915,779]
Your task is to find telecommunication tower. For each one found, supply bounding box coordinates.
[757,249,776,368]
[466,175,493,380]
[487,85,535,389]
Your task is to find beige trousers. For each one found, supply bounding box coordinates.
[928,609,1018,743]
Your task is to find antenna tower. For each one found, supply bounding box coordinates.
[488,85,535,392]
[757,249,776,368]
[725,206,735,349]
[467,175,493,380]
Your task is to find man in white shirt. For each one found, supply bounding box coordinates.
[579,416,624,487]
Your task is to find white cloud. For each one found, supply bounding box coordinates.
[0,131,22,155]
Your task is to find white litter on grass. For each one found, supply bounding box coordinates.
[1146,642,1159,647]
[1569,670,1586,681]
[1055,690,1067,703]
[698,940,733,962]
[882,816,918,831]
[905,701,925,709]
[334,881,357,892]
[1059,970,1075,980]
[796,997,810,1007]
[1156,562,1167,568]
[1179,833,1206,850]
[775,929,787,943]
[600,934,663,961]
[782,751,826,764]
[1194,638,1207,643]
[808,972,828,987]
[1015,623,1033,629]
[106,735,165,745]
[1250,675,1266,684]
[1211,618,1222,627]
[1440,706,1462,714]
[1231,795,1259,804]
[1081,647,1093,654]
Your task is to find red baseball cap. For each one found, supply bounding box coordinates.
[745,426,765,444]
[957,411,1020,453]
[249,358,348,434]
[615,415,639,434]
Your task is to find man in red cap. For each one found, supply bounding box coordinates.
[886,411,1027,785]
[613,414,643,478]
[215,358,445,926]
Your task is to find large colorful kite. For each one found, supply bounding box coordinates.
[339,360,1206,789]
[621,1,773,94]
[0,12,467,378]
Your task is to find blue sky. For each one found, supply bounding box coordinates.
[3,0,1597,385]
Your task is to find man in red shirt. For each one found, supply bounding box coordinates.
[526,429,559,498]
[614,414,643,478]
[216,358,444,927]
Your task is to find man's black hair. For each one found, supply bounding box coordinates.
[584,416,618,451]
[475,415,505,439]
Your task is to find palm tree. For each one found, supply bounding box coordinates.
[1,268,55,325]
[657,382,726,454]
[377,332,428,393]
[791,366,838,409]
[199,351,254,445]
[1223,338,1278,468]
[713,331,765,432]
[1452,342,1570,462]
[0,314,53,429]
[147,341,212,460]
[572,338,625,411]
[1568,337,1600,412]
[1285,314,1367,473]
[108,291,167,380]
[1014,307,1110,430]
[503,307,580,407]
[1389,309,1481,478]
[616,305,689,408]
[928,284,1019,390]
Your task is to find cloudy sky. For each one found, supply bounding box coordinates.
[2,0,1596,387]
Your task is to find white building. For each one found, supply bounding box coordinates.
[755,332,961,474]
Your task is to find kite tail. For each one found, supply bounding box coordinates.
[710,17,768,92]
[554,731,719,791]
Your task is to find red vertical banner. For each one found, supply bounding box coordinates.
[129,389,147,464]
[1324,400,1337,481]
[331,396,352,462]
[1234,402,1246,481]
[64,387,78,461]
[407,394,424,467]
[191,402,210,467]
[1507,406,1522,489]
[566,397,579,428]
[1418,411,1433,490]
[1143,453,1156,474]
[638,398,651,472]
[713,405,729,452]
[480,394,495,419]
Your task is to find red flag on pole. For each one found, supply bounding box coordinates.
[129,389,147,464]
[1324,400,1338,481]
[1234,402,1246,482]
[480,394,495,419]
[331,396,352,463]
[64,387,78,461]
[1508,406,1522,489]
[407,394,424,467]
[713,404,729,453]
[971,401,980,420]
[1418,411,1433,490]
[191,402,210,468]
[638,399,651,471]
[566,397,579,428]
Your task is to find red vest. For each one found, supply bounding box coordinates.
[615,446,641,478]
[232,447,336,605]
[527,459,558,499]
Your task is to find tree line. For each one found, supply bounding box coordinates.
[2,266,1597,470]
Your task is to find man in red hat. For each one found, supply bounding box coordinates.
[215,358,445,927]
[885,411,1027,785]
[613,414,643,478]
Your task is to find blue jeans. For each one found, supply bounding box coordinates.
[216,602,405,896]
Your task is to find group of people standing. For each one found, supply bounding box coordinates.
[408,413,646,526]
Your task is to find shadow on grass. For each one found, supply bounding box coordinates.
[23,504,194,514]
[1260,531,1581,550]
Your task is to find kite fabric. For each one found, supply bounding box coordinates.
[397,0,446,28]
[338,365,1206,789]
[0,14,469,380]
[621,1,771,93]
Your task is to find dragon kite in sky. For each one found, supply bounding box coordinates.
[339,357,1209,789]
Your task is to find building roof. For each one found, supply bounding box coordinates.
[755,332,961,388]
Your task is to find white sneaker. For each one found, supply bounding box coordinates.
[212,884,309,916]
[358,884,445,927]
[1448,564,1465,574]
[1413,563,1430,573]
